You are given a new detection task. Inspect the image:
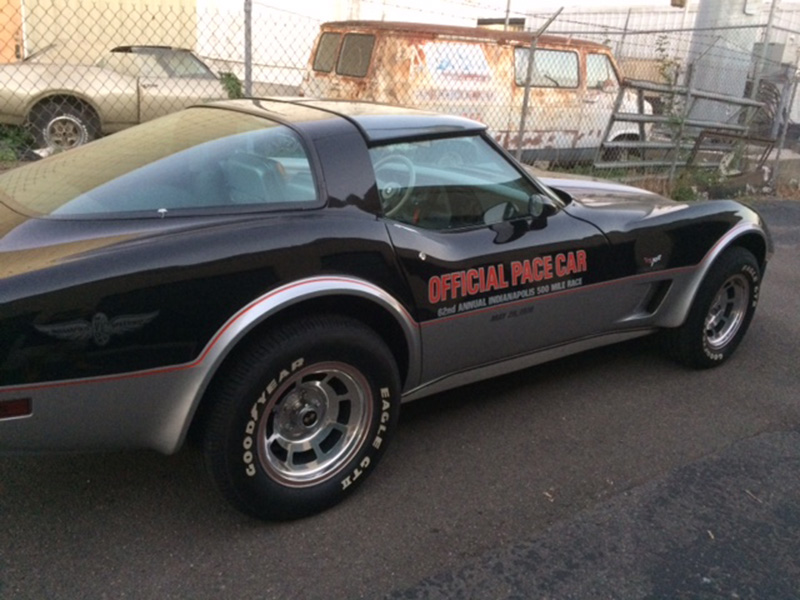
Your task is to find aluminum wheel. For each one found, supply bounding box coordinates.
[257,362,372,487]
[44,114,89,150]
[704,273,750,351]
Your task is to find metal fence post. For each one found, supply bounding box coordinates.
[669,62,695,188]
[515,7,563,162]
[750,0,778,102]
[617,8,632,58]
[244,0,253,97]
[770,49,800,189]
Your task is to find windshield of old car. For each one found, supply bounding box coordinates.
[0,108,319,217]
[369,135,548,230]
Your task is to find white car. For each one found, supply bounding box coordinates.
[0,45,228,151]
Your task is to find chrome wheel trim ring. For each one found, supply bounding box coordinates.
[44,114,88,150]
[256,362,372,487]
[704,273,749,351]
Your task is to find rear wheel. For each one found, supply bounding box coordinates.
[203,315,400,520]
[664,247,760,369]
[602,135,641,162]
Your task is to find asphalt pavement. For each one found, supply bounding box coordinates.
[387,427,800,599]
[0,198,798,600]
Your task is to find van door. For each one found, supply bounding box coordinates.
[507,46,583,163]
[304,31,376,100]
[582,52,623,153]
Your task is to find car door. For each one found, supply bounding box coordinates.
[371,135,644,383]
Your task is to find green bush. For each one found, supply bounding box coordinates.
[0,125,34,161]
[220,72,244,99]
[671,168,722,202]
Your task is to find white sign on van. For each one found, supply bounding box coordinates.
[423,42,490,79]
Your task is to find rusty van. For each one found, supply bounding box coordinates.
[301,21,650,164]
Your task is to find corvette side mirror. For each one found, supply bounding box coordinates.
[528,194,556,229]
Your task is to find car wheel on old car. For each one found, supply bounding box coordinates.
[30,100,99,151]
[203,315,401,520]
[665,247,760,369]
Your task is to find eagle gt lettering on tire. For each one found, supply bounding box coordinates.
[203,315,400,520]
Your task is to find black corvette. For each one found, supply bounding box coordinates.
[0,99,772,520]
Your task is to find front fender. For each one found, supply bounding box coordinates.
[655,220,771,329]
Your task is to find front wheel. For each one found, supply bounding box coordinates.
[664,247,760,369]
[29,100,99,151]
[203,315,400,520]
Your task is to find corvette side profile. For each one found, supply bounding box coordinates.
[0,100,771,520]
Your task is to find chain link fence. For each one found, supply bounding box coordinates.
[2,0,800,197]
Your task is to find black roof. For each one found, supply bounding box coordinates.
[203,98,487,143]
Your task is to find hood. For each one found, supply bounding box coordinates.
[536,172,692,228]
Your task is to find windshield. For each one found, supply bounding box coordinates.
[0,108,320,218]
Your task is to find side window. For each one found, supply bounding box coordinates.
[337,34,375,77]
[514,48,579,88]
[158,51,215,79]
[313,32,341,73]
[587,53,619,90]
[131,54,167,78]
[101,52,163,78]
[369,136,538,231]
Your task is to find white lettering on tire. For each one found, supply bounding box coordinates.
[341,456,371,490]
[743,264,760,308]
[340,386,394,489]
[241,357,305,477]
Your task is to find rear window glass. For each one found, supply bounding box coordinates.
[514,48,579,88]
[0,108,319,218]
[337,34,375,78]
[313,32,341,73]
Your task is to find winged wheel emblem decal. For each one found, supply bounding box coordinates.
[34,312,159,347]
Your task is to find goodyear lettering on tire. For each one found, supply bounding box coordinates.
[242,358,305,477]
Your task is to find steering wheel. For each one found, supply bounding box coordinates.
[373,154,416,217]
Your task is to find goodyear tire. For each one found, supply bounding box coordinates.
[665,247,760,369]
[203,315,400,520]
[30,100,99,151]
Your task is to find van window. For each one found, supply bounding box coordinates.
[337,34,375,77]
[514,48,579,88]
[586,53,619,89]
[313,32,341,73]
